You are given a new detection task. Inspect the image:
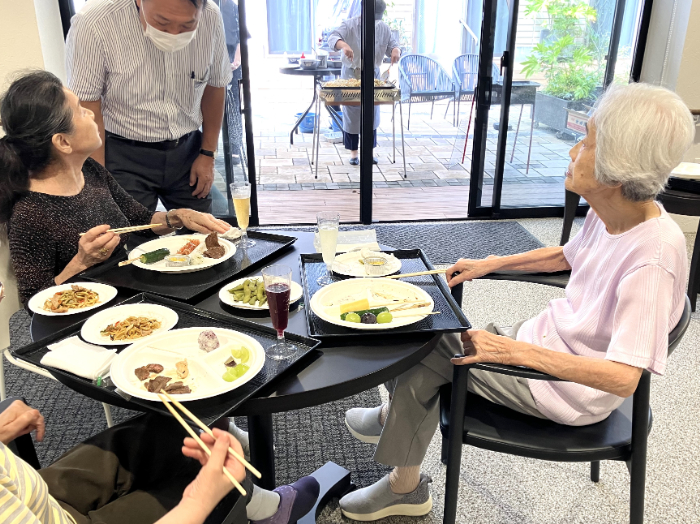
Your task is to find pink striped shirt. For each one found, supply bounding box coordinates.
[519,204,687,425]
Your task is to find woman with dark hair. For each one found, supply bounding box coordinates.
[0,71,229,303]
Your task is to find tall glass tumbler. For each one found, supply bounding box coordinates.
[230,182,256,248]
[316,211,340,286]
[261,265,297,360]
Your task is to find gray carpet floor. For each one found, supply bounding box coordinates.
[5,217,700,523]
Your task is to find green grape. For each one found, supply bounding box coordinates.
[222,369,237,382]
[345,312,361,323]
[376,311,393,324]
[234,364,250,378]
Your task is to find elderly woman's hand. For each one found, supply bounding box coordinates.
[451,330,522,366]
[445,256,500,287]
[174,210,230,235]
[77,225,120,268]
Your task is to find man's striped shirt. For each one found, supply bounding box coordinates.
[66,0,232,142]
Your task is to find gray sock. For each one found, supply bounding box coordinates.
[246,485,281,521]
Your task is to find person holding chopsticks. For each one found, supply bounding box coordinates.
[0,399,320,524]
[0,71,231,304]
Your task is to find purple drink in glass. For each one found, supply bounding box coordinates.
[267,282,291,336]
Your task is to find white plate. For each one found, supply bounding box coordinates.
[309,279,434,330]
[109,327,266,402]
[81,304,179,346]
[219,277,304,311]
[28,283,118,317]
[332,251,402,278]
[129,234,236,273]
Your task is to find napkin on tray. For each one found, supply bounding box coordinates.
[40,336,117,380]
[314,229,381,253]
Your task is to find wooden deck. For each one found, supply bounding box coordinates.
[256,183,565,224]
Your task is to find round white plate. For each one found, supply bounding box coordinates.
[81,303,179,346]
[219,277,303,311]
[110,327,266,402]
[332,251,402,278]
[28,283,118,317]
[129,234,236,273]
[309,278,434,330]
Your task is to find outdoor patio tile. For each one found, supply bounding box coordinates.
[326,183,340,189]
[372,173,387,181]
[262,184,277,190]
[398,181,413,187]
[259,166,278,174]
[434,179,449,186]
[314,183,328,189]
[443,170,468,178]
[411,180,425,187]
[337,183,354,188]
[374,182,389,188]
[386,181,400,186]
[348,174,360,182]
[261,158,294,167]
[420,162,447,171]
[292,158,310,166]
[533,168,567,177]
[384,173,405,181]
[448,164,467,171]
[276,184,290,190]
[275,151,308,159]
[278,166,314,175]
[259,176,294,184]
[288,184,303,191]
[405,171,437,180]
[256,148,277,156]
[297,175,332,183]
[422,179,438,187]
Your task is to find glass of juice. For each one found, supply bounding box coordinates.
[261,264,297,360]
[230,182,256,248]
[316,211,340,286]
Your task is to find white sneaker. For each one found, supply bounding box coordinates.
[340,474,433,521]
[345,405,384,445]
[227,419,250,460]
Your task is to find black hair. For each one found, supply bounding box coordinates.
[0,70,74,223]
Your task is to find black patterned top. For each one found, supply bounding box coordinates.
[8,158,155,303]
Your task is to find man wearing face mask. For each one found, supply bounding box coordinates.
[65,0,232,213]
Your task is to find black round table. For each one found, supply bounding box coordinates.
[30,231,441,491]
[279,66,342,145]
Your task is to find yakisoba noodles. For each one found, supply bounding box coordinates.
[100,316,162,341]
[43,285,99,313]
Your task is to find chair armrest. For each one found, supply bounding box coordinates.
[479,270,571,289]
[0,397,41,469]
[452,360,563,382]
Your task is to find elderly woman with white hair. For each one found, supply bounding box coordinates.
[337,82,695,521]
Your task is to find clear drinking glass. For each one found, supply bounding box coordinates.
[316,211,340,286]
[230,182,256,248]
[261,265,297,360]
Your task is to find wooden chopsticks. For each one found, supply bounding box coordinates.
[79,223,162,236]
[384,269,445,279]
[157,393,262,497]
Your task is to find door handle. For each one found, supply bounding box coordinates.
[500,51,509,77]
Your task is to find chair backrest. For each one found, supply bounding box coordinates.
[0,226,22,351]
[399,54,448,92]
[453,54,478,92]
[668,295,691,356]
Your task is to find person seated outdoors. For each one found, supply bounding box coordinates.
[338,82,695,521]
[0,399,319,524]
[0,71,229,304]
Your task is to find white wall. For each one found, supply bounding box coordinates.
[0,0,65,91]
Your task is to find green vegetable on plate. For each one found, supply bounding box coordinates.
[139,248,170,264]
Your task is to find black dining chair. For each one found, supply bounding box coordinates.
[560,185,700,310]
[438,292,692,524]
[0,397,247,524]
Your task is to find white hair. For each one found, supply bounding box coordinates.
[593,82,695,202]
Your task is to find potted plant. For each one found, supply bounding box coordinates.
[521,0,604,137]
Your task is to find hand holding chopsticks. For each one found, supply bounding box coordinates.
[157,392,260,498]
[79,223,163,236]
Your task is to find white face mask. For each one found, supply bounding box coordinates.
[142,3,197,53]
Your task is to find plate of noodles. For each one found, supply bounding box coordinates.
[81,303,179,346]
[28,283,118,317]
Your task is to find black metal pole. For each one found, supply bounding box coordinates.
[491,0,520,213]
[467,0,498,216]
[360,0,376,225]
[238,0,260,227]
[630,0,654,82]
[603,0,628,88]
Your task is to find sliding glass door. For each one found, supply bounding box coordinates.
[468,0,647,217]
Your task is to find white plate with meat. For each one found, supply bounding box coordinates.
[109,327,266,401]
[28,283,118,317]
[128,233,236,273]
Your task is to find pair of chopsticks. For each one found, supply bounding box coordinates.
[384,269,445,279]
[157,391,261,497]
[79,223,162,236]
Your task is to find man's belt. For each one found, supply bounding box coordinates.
[105,130,196,151]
